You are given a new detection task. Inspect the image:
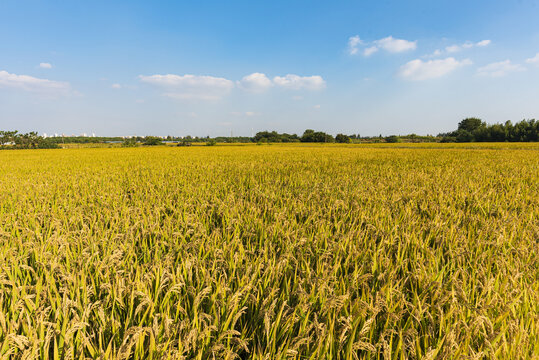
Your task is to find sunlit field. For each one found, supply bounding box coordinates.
[0,144,537,359]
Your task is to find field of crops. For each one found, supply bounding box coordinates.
[0,144,537,359]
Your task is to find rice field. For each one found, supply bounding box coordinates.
[0,144,537,359]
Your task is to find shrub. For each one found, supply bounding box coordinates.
[122,139,138,147]
[143,136,163,146]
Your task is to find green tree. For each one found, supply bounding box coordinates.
[335,134,351,143]
[458,118,484,132]
[0,131,18,146]
[14,132,41,148]
[122,138,138,147]
[301,130,334,143]
[455,130,474,142]
[143,136,163,146]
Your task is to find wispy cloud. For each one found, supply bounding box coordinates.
[398,57,472,81]
[0,70,71,95]
[476,39,491,47]
[349,36,417,57]
[273,74,326,90]
[39,62,52,69]
[476,60,525,77]
[447,39,490,53]
[139,74,234,100]
[140,73,326,99]
[111,83,122,89]
[428,40,491,57]
[347,35,363,55]
[526,53,539,65]
[363,46,379,56]
[230,111,260,117]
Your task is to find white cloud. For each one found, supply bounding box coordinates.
[526,53,539,65]
[398,57,472,81]
[375,36,417,53]
[139,74,234,100]
[39,62,52,69]
[363,46,379,56]
[349,35,416,56]
[476,60,526,77]
[0,70,71,95]
[432,40,491,57]
[347,35,362,55]
[140,73,326,99]
[476,40,491,47]
[445,45,461,53]
[273,74,326,90]
[111,83,122,89]
[230,111,259,117]
[237,72,273,92]
[313,104,321,109]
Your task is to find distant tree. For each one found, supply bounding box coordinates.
[0,131,18,146]
[440,136,457,143]
[455,130,474,142]
[122,138,138,147]
[177,140,192,146]
[143,136,163,146]
[301,129,334,143]
[14,132,41,148]
[1,130,59,149]
[385,135,401,143]
[254,131,300,143]
[206,139,217,146]
[335,134,351,143]
[300,129,315,142]
[458,118,484,133]
[445,118,538,142]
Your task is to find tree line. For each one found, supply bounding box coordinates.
[0,131,59,149]
[439,118,539,142]
[254,119,539,143]
[2,118,538,149]
[253,130,436,143]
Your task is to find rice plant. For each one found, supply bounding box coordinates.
[0,144,537,359]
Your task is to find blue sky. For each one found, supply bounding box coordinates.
[1,0,539,136]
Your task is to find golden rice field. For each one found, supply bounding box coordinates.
[0,143,538,359]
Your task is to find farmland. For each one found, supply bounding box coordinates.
[0,144,537,359]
